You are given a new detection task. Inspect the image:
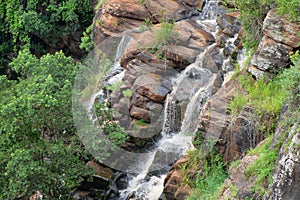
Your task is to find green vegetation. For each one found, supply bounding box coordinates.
[183,138,227,200]
[95,102,129,146]
[138,0,147,4]
[0,50,93,199]
[232,0,274,49]
[225,51,300,197]
[106,81,123,92]
[228,66,293,137]
[245,137,278,195]
[0,0,93,71]
[80,25,94,52]
[229,50,300,117]
[153,20,177,48]
[139,18,153,32]
[122,89,133,97]
[185,150,227,200]
[276,0,300,22]
[95,0,106,10]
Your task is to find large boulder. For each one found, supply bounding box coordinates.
[248,36,291,78]
[133,73,171,103]
[120,19,215,70]
[263,9,300,49]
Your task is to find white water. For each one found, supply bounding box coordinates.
[82,35,133,120]
[79,0,244,199]
[119,1,227,198]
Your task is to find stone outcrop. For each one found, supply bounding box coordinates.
[248,9,300,79]
[93,0,204,44]
[107,18,220,149]
[195,78,265,164]
[120,19,216,69]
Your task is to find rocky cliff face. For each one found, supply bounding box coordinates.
[163,7,300,200]
[85,1,299,199]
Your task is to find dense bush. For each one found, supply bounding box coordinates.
[0,50,93,199]
[0,0,93,72]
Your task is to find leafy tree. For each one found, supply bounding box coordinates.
[0,0,93,74]
[0,50,93,199]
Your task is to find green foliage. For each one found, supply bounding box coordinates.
[280,50,300,105]
[0,50,93,199]
[1,140,92,199]
[183,138,227,200]
[106,81,123,92]
[233,0,299,50]
[139,18,153,32]
[95,102,129,146]
[122,89,133,97]
[229,184,238,197]
[2,49,78,137]
[245,136,278,195]
[153,20,177,49]
[187,152,227,200]
[138,0,147,4]
[80,25,94,52]
[232,0,275,50]
[228,91,248,114]
[230,70,288,116]
[95,0,106,10]
[0,0,93,70]
[276,0,300,22]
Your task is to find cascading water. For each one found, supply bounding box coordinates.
[75,0,244,199]
[83,35,133,118]
[118,1,235,199]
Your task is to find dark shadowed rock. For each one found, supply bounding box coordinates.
[174,185,192,200]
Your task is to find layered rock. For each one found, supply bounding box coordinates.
[93,0,203,44]
[217,153,261,200]
[248,9,300,79]
[107,19,219,149]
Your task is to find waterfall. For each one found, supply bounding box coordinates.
[74,0,244,199]
[82,35,132,119]
[119,1,227,196]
